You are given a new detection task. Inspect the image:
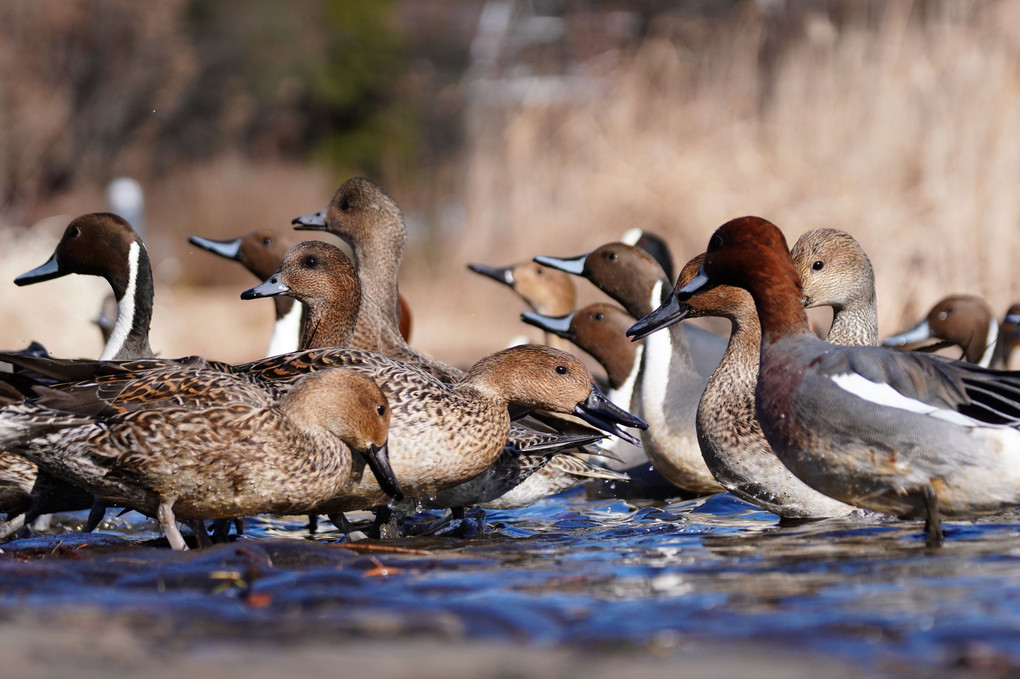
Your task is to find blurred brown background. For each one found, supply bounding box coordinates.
[1,0,1018,368]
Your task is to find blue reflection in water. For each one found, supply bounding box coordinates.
[2,490,1020,673]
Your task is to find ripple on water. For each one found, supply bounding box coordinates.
[1,490,1020,674]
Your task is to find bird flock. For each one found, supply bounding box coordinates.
[2,179,1019,550]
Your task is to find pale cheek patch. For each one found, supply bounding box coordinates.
[829,372,980,427]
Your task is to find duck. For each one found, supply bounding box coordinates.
[291,178,629,507]
[292,178,440,377]
[467,259,576,351]
[241,240,638,513]
[790,228,878,346]
[630,215,1020,545]
[999,304,1020,368]
[2,213,156,537]
[620,228,675,282]
[535,242,725,495]
[189,229,413,355]
[629,253,858,518]
[189,229,307,356]
[521,303,681,500]
[0,367,393,550]
[882,295,1003,368]
[15,213,154,361]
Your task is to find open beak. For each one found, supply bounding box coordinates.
[364,441,402,501]
[533,253,587,276]
[467,262,515,286]
[626,292,690,341]
[521,311,575,340]
[573,385,647,446]
[15,253,64,286]
[188,235,243,261]
[241,274,288,300]
[292,209,327,230]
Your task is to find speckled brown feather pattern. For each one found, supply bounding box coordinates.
[0,368,388,526]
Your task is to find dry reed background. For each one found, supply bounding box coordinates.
[2,2,1019,370]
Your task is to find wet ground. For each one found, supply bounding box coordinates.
[2,491,1019,679]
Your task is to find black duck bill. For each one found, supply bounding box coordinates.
[574,385,647,447]
[520,311,575,340]
[626,291,692,341]
[467,262,515,286]
[14,252,65,285]
[363,441,403,501]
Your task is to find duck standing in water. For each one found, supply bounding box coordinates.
[0,367,394,550]
[630,216,1020,545]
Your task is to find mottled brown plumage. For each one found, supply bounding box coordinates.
[0,368,390,550]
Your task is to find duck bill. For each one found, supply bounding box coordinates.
[533,253,587,276]
[574,385,647,446]
[14,253,64,286]
[292,209,327,230]
[188,235,242,261]
[882,319,932,348]
[521,311,575,340]
[626,292,690,341]
[364,441,403,501]
[467,262,515,286]
[241,275,288,300]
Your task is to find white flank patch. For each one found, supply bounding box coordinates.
[266,301,305,356]
[100,241,139,360]
[978,317,999,368]
[829,372,983,427]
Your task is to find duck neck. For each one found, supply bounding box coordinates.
[300,296,358,350]
[347,228,406,353]
[828,301,878,346]
[970,316,999,367]
[101,241,154,360]
[745,257,811,346]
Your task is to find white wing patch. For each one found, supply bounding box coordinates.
[829,372,981,427]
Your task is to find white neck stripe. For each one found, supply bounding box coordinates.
[100,241,139,360]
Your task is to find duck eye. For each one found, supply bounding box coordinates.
[302,256,318,268]
[262,237,273,247]
[709,234,723,250]
[607,252,618,261]
[68,225,80,238]
[555,365,569,375]
[376,405,386,416]
[812,260,824,271]
[340,197,351,212]
[594,313,604,321]
[535,267,544,275]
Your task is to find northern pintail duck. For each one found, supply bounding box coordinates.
[467,259,576,351]
[620,228,675,282]
[292,178,438,377]
[15,213,154,361]
[189,229,307,356]
[883,295,1003,368]
[629,253,858,518]
[0,367,393,550]
[3,214,155,536]
[241,240,637,512]
[536,242,725,495]
[632,216,1020,544]
[522,303,680,500]
[791,228,878,346]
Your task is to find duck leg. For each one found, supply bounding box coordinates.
[189,520,214,548]
[82,500,108,533]
[157,502,188,551]
[920,483,944,548]
[0,513,26,541]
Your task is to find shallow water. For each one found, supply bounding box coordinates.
[2,491,1019,677]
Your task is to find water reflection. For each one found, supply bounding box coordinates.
[1,491,1019,674]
